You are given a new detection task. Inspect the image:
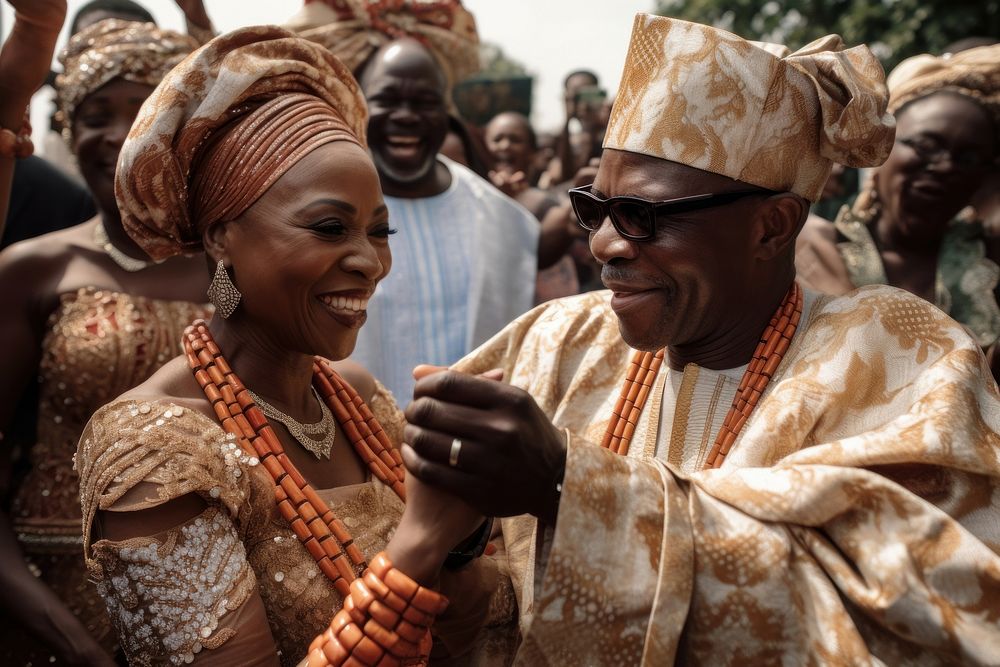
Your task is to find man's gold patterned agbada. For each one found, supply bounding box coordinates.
[454,284,1000,664]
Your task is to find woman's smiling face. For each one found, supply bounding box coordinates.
[208,141,394,361]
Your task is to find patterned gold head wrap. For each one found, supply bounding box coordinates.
[287,0,479,86]
[886,44,1000,128]
[116,26,368,261]
[56,19,198,142]
[604,15,896,202]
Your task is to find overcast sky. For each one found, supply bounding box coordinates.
[2,0,654,133]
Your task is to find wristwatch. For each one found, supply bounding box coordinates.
[443,517,495,570]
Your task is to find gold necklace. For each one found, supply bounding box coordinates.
[93,221,153,272]
[247,387,337,459]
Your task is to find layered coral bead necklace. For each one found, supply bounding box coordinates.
[182,320,407,598]
[601,283,803,466]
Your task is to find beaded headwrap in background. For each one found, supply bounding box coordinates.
[851,44,1000,218]
[56,19,198,143]
[287,0,480,86]
[886,44,1000,129]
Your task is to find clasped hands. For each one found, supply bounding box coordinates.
[387,365,566,582]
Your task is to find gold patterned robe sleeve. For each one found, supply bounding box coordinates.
[78,401,276,666]
[455,287,1000,665]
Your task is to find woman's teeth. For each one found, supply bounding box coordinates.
[321,295,369,312]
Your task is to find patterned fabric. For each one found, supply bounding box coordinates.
[93,507,255,666]
[454,286,1000,665]
[291,0,480,86]
[349,157,538,401]
[78,389,403,666]
[604,14,896,202]
[886,44,1000,124]
[3,287,210,663]
[115,26,368,261]
[56,20,197,143]
[189,93,363,235]
[77,384,517,665]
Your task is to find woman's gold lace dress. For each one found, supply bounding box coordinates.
[4,287,210,663]
[77,383,517,666]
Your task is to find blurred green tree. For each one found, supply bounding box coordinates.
[653,0,999,68]
[477,42,530,78]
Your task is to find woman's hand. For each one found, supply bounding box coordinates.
[386,465,484,586]
[6,0,65,31]
[386,365,504,584]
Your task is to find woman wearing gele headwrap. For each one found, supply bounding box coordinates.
[77,26,516,667]
[796,44,1000,379]
[0,19,207,666]
[287,0,479,88]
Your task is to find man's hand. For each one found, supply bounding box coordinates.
[403,371,567,524]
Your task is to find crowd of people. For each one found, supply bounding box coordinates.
[0,0,997,665]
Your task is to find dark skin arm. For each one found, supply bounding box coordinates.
[174,0,214,34]
[0,0,66,232]
[384,367,511,586]
[402,370,567,527]
[537,200,587,270]
[490,178,584,270]
[0,246,115,665]
[551,124,576,188]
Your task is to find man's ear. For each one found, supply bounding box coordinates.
[754,193,809,261]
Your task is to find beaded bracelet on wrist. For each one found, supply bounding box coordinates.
[307,551,449,667]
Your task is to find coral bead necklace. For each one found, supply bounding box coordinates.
[601,282,803,466]
[182,320,406,598]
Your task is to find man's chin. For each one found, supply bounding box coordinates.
[615,317,673,353]
[374,152,437,186]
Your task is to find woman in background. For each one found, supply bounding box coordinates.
[797,45,1000,374]
[0,20,207,664]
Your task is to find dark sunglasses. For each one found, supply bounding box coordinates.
[568,185,774,241]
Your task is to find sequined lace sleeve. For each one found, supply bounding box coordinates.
[78,400,271,666]
[368,379,405,446]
